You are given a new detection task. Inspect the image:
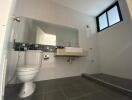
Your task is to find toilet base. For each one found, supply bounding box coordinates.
[19,82,36,98]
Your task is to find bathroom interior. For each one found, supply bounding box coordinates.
[2,0,132,100]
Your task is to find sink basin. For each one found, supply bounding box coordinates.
[55,47,87,57]
[65,47,83,53]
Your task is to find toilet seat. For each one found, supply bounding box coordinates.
[17,65,39,72]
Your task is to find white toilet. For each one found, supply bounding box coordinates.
[17,50,42,98]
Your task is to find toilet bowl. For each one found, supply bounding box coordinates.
[17,65,39,98]
[16,50,42,98]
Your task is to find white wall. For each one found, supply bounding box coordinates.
[97,0,132,79]
[7,51,97,82]
[0,0,17,99]
[7,0,99,83]
[126,0,132,20]
[36,52,92,81]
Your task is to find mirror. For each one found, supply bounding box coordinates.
[13,17,79,47]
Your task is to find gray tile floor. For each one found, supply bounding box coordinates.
[90,73,132,91]
[4,76,132,100]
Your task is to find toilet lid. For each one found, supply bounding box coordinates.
[17,65,39,72]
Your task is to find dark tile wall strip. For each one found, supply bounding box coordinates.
[14,42,56,52]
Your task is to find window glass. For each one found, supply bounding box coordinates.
[108,6,120,26]
[96,1,123,32]
[99,13,108,30]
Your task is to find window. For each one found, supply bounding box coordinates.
[96,1,123,32]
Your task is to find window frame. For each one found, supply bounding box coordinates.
[96,1,123,32]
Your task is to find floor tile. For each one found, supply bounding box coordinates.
[44,91,66,100]
[4,76,132,100]
[35,80,60,95]
[22,94,43,100]
[72,92,116,100]
[61,83,99,99]
[100,88,132,100]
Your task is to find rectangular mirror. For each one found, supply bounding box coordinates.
[13,17,79,47]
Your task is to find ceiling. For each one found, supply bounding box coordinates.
[50,0,115,16]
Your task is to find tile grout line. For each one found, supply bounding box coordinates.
[59,88,69,100]
[34,88,59,95]
[70,91,100,100]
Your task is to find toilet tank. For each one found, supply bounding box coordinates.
[25,50,42,66]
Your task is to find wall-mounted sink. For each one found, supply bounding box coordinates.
[65,47,83,53]
[55,47,88,57]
